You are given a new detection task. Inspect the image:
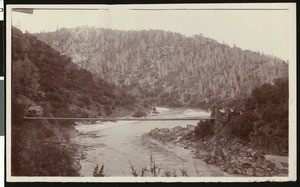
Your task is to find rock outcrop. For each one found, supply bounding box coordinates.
[142,125,288,177]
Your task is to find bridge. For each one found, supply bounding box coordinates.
[24,116,215,122]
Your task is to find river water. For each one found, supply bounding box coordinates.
[72,107,224,177]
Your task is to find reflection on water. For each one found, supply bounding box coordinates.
[72,108,223,177]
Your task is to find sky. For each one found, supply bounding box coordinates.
[11,7,289,61]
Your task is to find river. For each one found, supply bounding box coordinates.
[72,107,224,177]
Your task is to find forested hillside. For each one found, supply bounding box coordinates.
[37,27,288,108]
[13,27,135,118]
[11,27,135,176]
[222,77,288,155]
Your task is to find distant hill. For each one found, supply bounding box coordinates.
[36,27,288,108]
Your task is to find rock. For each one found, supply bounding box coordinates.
[220,164,226,171]
[161,128,170,133]
[280,162,288,168]
[151,128,159,133]
[246,168,255,176]
[251,162,258,168]
[207,156,216,164]
[242,161,252,168]
[245,151,252,157]
[188,124,195,129]
[233,168,242,175]
[226,167,234,174]
[184,125,195,135]
[255,169,265,177]
[80,154,87,159]
[72,161,82,171]
[277,169,288,176]
[266,168,272,172]
[256,157,265,165]
[216,156,224,163]
[241,168,246,175]
[172,126,183,132]
[269,170,277,176]
[253,150,265,159]
[267,162,276,170]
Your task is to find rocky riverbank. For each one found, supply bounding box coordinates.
[142,125,288,177]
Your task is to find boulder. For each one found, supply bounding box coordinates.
[280,162,288,168]
[233,168,242,175]
[172,126,183,132]
[246,168,255,176]
[184,125,195,135]
[242,161,252,168]
[151,128,160,134]
[226,167,234,174]
[253,150,265,159]
[72,161,82,171]
[255,169,265,177]
[277,169,288,176]
[161,128,170,133]
[267,162,276,170]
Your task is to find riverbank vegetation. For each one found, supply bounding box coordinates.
[93,155,194,177]
[11,102,80,176]
[223,77,288,155]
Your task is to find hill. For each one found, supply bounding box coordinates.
[11,27,135,176]
[13,27,135,118]
[36,27,288,108]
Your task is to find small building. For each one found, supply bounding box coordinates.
[25,105,44,117]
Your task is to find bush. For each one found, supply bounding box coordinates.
[132,110,147,118]
[78,95,91,106]
[194,120,214,139]
[128,154,191,177]
[93,164,106,177]
[231,117,254,141]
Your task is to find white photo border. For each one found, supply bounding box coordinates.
[6,3,297,182]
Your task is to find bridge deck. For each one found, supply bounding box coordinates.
[24,117,214,121]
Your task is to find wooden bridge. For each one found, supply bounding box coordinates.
[24,116,215,122]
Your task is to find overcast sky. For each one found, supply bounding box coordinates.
[12,7,289,61]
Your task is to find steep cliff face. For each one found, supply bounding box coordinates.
[36,27,288,108]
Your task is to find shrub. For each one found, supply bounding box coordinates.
[93,164,106,177]
[132,110,147,118]
[128,154,195,177]
[78,95,91,106]
[194,120,214,139]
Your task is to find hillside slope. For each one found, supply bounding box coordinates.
[36,27,288,108]
[11,27,135,176]
[13,27,135,118]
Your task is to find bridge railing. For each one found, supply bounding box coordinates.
[23,116,215,121]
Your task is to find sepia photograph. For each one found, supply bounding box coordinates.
[6,4,296,182]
